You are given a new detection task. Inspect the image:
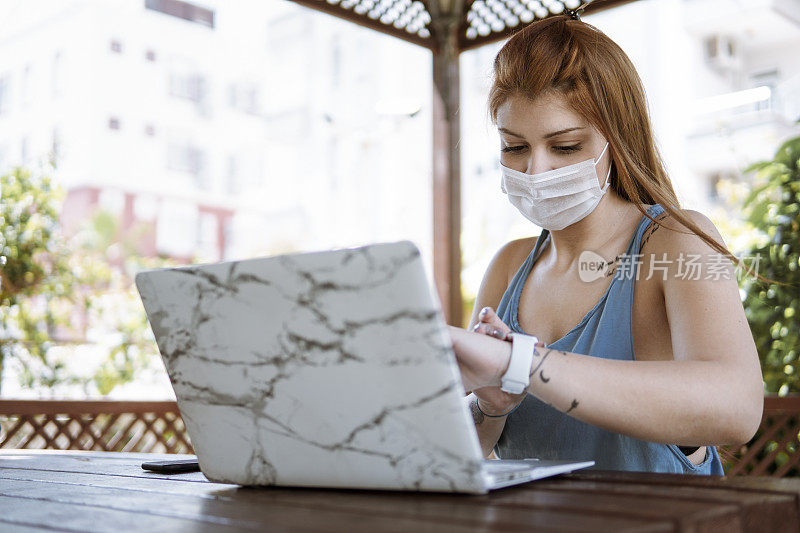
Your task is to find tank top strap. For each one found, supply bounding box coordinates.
[627,203,667,256]
[615,203,667,283]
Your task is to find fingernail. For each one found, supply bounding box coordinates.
[479,307,488,318]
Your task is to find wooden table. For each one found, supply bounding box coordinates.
[1,451,800,532]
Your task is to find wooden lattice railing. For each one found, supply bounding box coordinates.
[718,396,800,477]
[0,400,193,454]
[1,397,799,475]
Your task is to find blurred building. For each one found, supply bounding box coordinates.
[1,0,797,294]
[681,0,800,205]
[0,0,433,265]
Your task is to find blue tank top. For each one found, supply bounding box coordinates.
[494,203,725,475]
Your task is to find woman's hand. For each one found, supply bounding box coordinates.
[448,326,511,391]
[471,306,513,341]
[449,325,527,417]
[466,307,545,415]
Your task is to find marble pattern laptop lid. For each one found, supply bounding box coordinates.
[136,241,486,492]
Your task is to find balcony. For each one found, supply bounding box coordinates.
[686,76,800,175]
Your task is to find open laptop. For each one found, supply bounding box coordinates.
[135,240,593,493]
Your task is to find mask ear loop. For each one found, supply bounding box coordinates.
[593,142,610,166]
[595,143,612,193]
[600,164,613,193]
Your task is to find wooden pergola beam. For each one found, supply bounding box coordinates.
[430,0,464,326]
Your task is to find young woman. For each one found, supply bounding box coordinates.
[448,14,764,475]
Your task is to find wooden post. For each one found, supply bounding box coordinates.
[430,1,463,327]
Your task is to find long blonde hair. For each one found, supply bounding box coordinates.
[487,15,772,284]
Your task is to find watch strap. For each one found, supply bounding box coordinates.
[500,333,538,394]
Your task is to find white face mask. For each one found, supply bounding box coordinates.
[500,142,612,231]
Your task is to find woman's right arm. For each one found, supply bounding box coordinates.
[465,237,533,457]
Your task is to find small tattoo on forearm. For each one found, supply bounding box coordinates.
[566,399,579,413]
[529,352,549,376]
[528,346,573,390]
[529,348,552,387]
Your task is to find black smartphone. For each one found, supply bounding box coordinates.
[141,459,200,473]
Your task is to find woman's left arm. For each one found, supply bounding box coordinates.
[451,211,764,447]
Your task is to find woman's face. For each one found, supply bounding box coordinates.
[496,91,611,182]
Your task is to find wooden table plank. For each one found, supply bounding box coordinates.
[0,521,60,532]
[0,451,209,483]
[0,466,230,498]
[562,470,800,531]
[4,451,800,532]
[0,494,247,533]
[0,467,673,532]
[531,478,797,531]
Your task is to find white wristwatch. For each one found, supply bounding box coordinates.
[500,333,539,394]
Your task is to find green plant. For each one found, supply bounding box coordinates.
[0,167,167,395]
[0,168,75,390]
[740,135,800,395]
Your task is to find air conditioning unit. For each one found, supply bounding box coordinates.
[703,34,742,72]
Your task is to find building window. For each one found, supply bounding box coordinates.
[167,142,205,177]
[198,212,220,261]
[99,189,126,215]
[225,154,264,194]
[109,117,120,130]
[228,82,260,115]
[145,0,215,29]
[331,37,341,89]
[156,199,199,258]
[110,40,122,53]
[194,166,212,190]
[750,69,779,112]
[51,128,61,167]
[0,75,9,115]
[134,194,158,221]
[20,137,28,165]
[226,155,240,194]
[145,49,157,62]
[52,51,63,97]
[21,65,31,108]
[169,72,206,103]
